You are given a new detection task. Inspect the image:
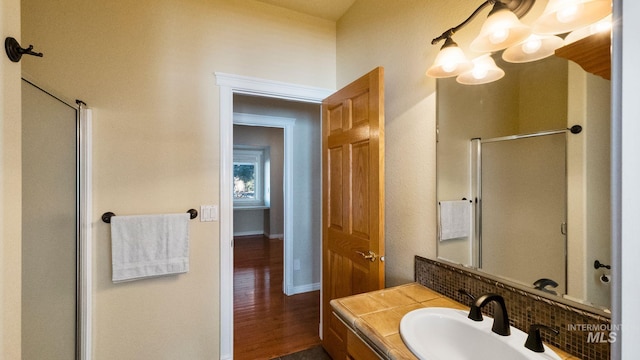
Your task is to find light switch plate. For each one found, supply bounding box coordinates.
[200,205,218,222]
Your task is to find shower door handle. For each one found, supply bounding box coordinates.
[560,222,567,235]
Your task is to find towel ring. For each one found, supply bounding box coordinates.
[102,209,198,223]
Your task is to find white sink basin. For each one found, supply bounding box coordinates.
[399,307,561,360]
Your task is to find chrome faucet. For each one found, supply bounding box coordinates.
[468,293,511,336]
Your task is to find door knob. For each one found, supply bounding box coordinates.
[355,250,378,262]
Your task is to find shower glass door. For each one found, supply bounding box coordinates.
[22,79,78,359]
[480,132,567,294]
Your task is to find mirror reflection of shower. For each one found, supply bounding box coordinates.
[476,132,567,295]
[436,53,611,310]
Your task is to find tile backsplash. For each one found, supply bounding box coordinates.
[415,256,611,360]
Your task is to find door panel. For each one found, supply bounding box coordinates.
[352,141,370,238]
[322,67,385,359]
[329,147,344,229]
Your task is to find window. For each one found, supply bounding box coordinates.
[233,146,269,208]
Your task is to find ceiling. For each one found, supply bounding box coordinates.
[255,0,357,21]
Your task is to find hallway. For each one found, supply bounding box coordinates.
[234,235,321,359]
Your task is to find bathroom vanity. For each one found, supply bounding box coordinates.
[330,283,575,360]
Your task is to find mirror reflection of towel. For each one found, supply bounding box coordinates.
[439,200,471,241]
[110,213,190,283]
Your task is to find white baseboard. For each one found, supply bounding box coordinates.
[289,282,321,295]
[233,231,264,237]
[233,231,285,239]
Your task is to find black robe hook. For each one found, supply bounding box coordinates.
[5,37,43,63]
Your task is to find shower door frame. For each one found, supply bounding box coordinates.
[21,78,93,360]
[474,129,569,293]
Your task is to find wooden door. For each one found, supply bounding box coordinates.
[322,67,385,359]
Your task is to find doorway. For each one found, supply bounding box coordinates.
[216,73,333,360]
[21,79,91,360]
[232,95,323,359]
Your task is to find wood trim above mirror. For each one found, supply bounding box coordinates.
[555,30,611,80]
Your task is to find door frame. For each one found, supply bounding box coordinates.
[215,72,333,360]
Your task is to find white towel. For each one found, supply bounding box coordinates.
[111,213,190,283]
[439,200,471,241]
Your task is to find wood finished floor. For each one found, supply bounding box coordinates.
[234,235,322,360]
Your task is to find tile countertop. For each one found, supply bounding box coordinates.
[330,283,578,360]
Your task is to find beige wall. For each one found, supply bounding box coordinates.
[21,0,335,358]
[584,70,612,307]
[565,63,612,309]
[1,0,22,358]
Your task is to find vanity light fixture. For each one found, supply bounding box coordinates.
[427,0,612,85]
[427,0,535,81]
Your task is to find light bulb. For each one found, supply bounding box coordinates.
[522,38,542,54]
[489,28,509,44]
[441,62,458,73]
[472,66,489,80]
[556,4,583,23]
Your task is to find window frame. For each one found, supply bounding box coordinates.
[233,145,270,208]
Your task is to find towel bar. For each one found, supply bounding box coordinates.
[102,209,198,223]
[438,198,473,205]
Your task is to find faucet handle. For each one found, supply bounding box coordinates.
[525,324,559,353]
[533,278,558,289]
[533,278,559,295]
[457,288,476,302]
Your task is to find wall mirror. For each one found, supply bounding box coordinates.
[436,51,612,311]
